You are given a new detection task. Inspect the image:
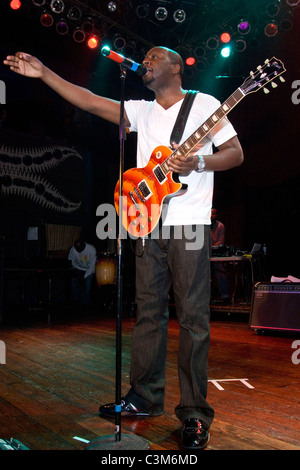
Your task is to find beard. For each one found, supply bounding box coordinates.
[142,74,155,89]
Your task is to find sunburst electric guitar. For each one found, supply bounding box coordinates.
[114,57,286,238]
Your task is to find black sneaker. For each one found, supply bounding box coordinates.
[181,418,210,449]
[99,398,150,418]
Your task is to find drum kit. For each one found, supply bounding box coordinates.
[95,252,117,287]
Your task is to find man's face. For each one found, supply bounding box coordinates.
[211,209,217,221]
[142,47,176,90]
[75,241,85,253]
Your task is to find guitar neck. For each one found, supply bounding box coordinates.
[161,87,245,171]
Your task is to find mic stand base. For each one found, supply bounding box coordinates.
[86,434,150,450]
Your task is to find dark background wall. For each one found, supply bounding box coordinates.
[0,1,300,281]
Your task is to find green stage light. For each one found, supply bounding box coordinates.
[221,46,231,58]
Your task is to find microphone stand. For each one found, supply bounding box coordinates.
[86,66,150,450]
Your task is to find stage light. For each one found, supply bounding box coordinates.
[155,7,168,21]
[32,0,45,6]
[206,36,219,50]
[286,0,300,5]
[87,35,99,49]
[280,14,293,31]
[83,18,94,33]
[238,20,251,34]
[220,46,231,58]
[173,9,186,23]
[113,35,126,50]
[56,20,68,35]
[185,56,196,66]
[124,41,136,57]
[73,28,86,42]
[136,3,149,19]
[50,0,64,14]
[194,44,206,59]
[195,59,207,72]
[266,1,281,17]
[264,21,278,36]
[10,0,21,9]
[40,12,54,27]
[234,38,247,53]
[220,32,231,43]
[108,1,117,12]
[67,6,82,21]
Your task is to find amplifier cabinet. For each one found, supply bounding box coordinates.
[249,282,300,332]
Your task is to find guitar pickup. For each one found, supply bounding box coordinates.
[138,179,152,200]
[134,187,146,203]
[153,165,167,184]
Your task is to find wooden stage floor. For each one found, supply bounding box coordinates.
[0,304,299,453]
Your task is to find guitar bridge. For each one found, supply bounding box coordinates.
[153,165,167,184]
[138,179,152,200]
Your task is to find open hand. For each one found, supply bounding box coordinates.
[3,52,43,78]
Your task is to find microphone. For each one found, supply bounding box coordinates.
[101,46,147,76]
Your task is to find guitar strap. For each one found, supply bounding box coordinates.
[170,90,198,149]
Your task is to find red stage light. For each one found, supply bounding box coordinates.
[264,22,278,37]
[186,56,196,66]
[40,13,54,27]
[87,36,99,49]
[220,32,231,43]
[10,0,21,9]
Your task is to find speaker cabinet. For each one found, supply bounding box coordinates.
[250,282,300,332]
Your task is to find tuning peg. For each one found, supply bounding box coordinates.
[257,65,262,70]
[263,87,270,94]
[264,59,269,64]
[271,82,278,88]
[279,76,285,82]
[250,71,254,76]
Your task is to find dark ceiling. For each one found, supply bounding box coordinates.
[1,0,300,84]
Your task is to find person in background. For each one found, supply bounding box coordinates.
[68,238,97,307]
[210,208,231,303]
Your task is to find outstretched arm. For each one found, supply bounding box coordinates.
[3,52,124,126]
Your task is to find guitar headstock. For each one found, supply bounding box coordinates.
[241,57,286,95]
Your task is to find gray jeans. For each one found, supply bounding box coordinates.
[126,224,214,426]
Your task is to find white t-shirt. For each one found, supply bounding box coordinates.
[68,243,97,278]
[124,92,237,226]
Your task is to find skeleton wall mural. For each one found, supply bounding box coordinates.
[0,125,89,262]
[0,143,83,213]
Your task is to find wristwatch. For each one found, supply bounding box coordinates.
[196,154,206,173]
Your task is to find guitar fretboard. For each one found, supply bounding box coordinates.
[160,87,245,175]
